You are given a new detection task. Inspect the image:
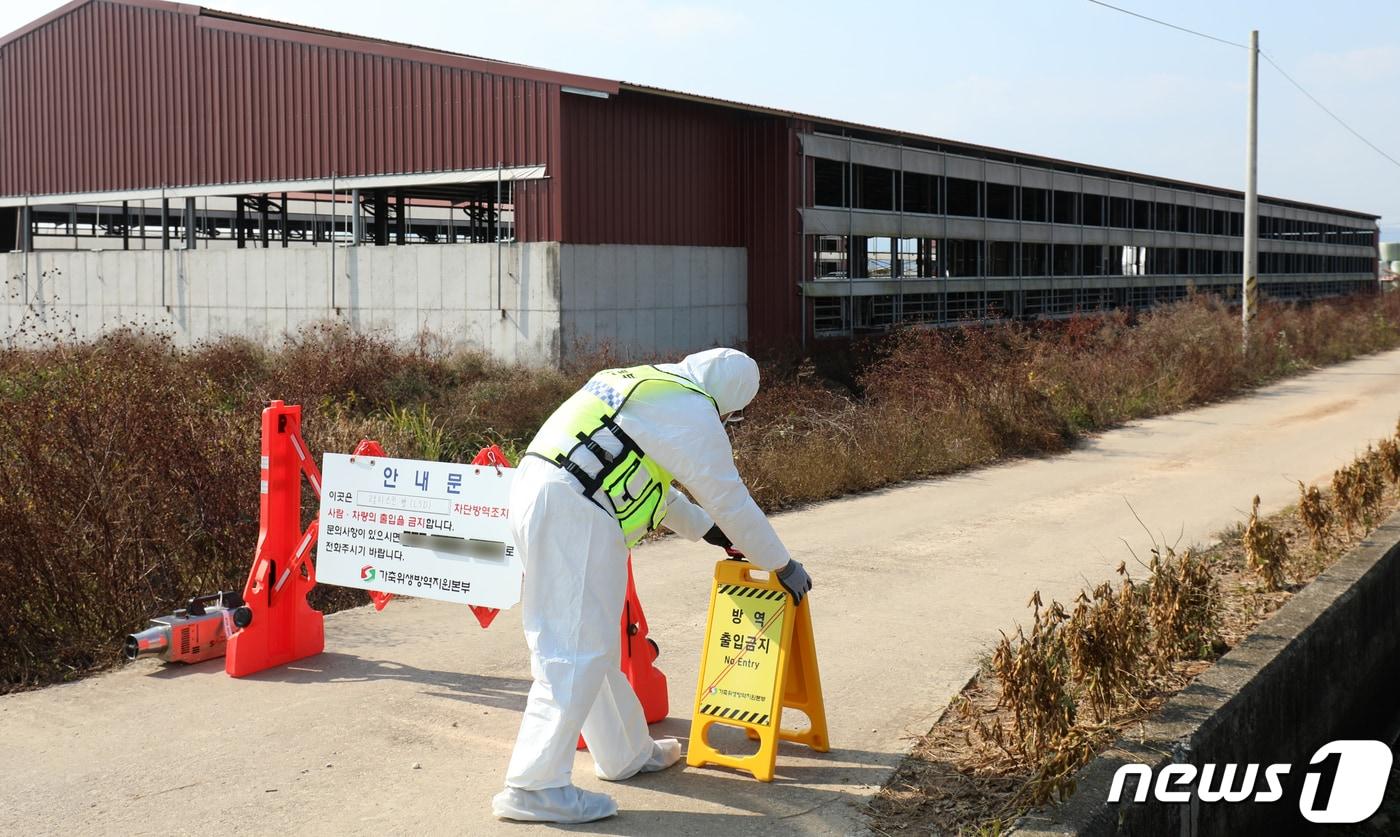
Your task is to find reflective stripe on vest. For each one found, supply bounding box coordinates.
[525,365,718,546]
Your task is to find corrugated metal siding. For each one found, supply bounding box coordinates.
[2,1,810,340]
[0,1,563,239]
[559,90,743,246]
[560,91,805,342]
[740,117,807,347]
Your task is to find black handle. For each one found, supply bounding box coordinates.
[185,590,245,616]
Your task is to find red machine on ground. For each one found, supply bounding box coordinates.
[223,400,669,727]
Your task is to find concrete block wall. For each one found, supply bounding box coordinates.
[559,244,746,357]
[336,242,562,362]
[2,243,563,365]
[2,242,745,364]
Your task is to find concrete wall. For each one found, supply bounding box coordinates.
[0,243,560,364]
[1,242,747,364]
[560,244,746,356]
[1014,512,1400,836]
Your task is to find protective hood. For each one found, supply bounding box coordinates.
[664,348,759,415]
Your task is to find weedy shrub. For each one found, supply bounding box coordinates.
[1243,495,1290,590]
[1377,437,1400,485]
[1146,546,1220,662]
[382,403,446,462]
[939,424,1400,833]
[990,592,1075,763]
[0,333,255,687]
[1297,481,1331,551]
[1062,566,1149,721]
[1332,463,1366,535]
[1361,447,1390,524]
[1022,726,1103,807]
[974,546,1222,808]
[0,328,563,691]
[1332,450,1387,535]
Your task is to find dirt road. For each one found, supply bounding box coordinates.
[7,349,1400,836]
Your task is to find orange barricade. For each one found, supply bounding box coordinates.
[579,555,669,749]
[225,401,326,678]
[226,402,507,677]
[224,399,669,721]
[620,555,668,724]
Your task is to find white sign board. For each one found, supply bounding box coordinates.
[316,453,522,609]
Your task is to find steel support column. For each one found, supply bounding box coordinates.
[20,205,33,252]
[184,198,196,249]
[394,190,406,245]
[372,190,387,245]
[355,188,367,244]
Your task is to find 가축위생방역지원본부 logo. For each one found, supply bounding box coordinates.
[361,565,376,582]
[1109,739,1393,824]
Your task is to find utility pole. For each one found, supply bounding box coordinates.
[1242,29,1259,349]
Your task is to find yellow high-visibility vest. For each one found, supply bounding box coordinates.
[525,365,718,546]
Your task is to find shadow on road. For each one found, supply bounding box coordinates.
[146,651,532,711]
[551,748,896,834]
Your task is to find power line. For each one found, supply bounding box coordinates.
[1259,51,1400,172]
[1084,0,1400,176]
[1083,0,1246,49]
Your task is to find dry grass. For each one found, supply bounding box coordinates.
[985,593,1075,764]
[1243,495,1290,591]
[1378,437,1400,484]
[1332,450,1388,535]
[1297,480,1332,551]
[869,421,1400,835]
[1064,568,1149,722]
[0,328,592,690]
[3,292,1400,691]
[1145,546,1221,663]
[735,292,1400,510]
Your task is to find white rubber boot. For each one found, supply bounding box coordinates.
[642,738,684,773]
[491,785,618,823]
[596,737,684,782]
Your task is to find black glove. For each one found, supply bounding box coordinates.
[702,525,732,550]
[776,559,812,605]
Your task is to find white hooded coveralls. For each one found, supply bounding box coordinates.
[502,348,791,793]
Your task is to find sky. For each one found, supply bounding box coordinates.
[5,0,1400,238]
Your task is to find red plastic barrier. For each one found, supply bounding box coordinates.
[580,555,669,748]
[619,555,668,723]
[226,407,511,678]
[225,402,325,678]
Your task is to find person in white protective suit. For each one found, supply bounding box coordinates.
[492,347,813,824]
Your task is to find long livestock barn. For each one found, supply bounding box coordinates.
[0,0,1380,361]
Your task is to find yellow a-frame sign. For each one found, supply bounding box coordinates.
[687,558,828,782]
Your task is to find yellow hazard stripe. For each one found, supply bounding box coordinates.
[699,704,770,727]
[717,584,785,601]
